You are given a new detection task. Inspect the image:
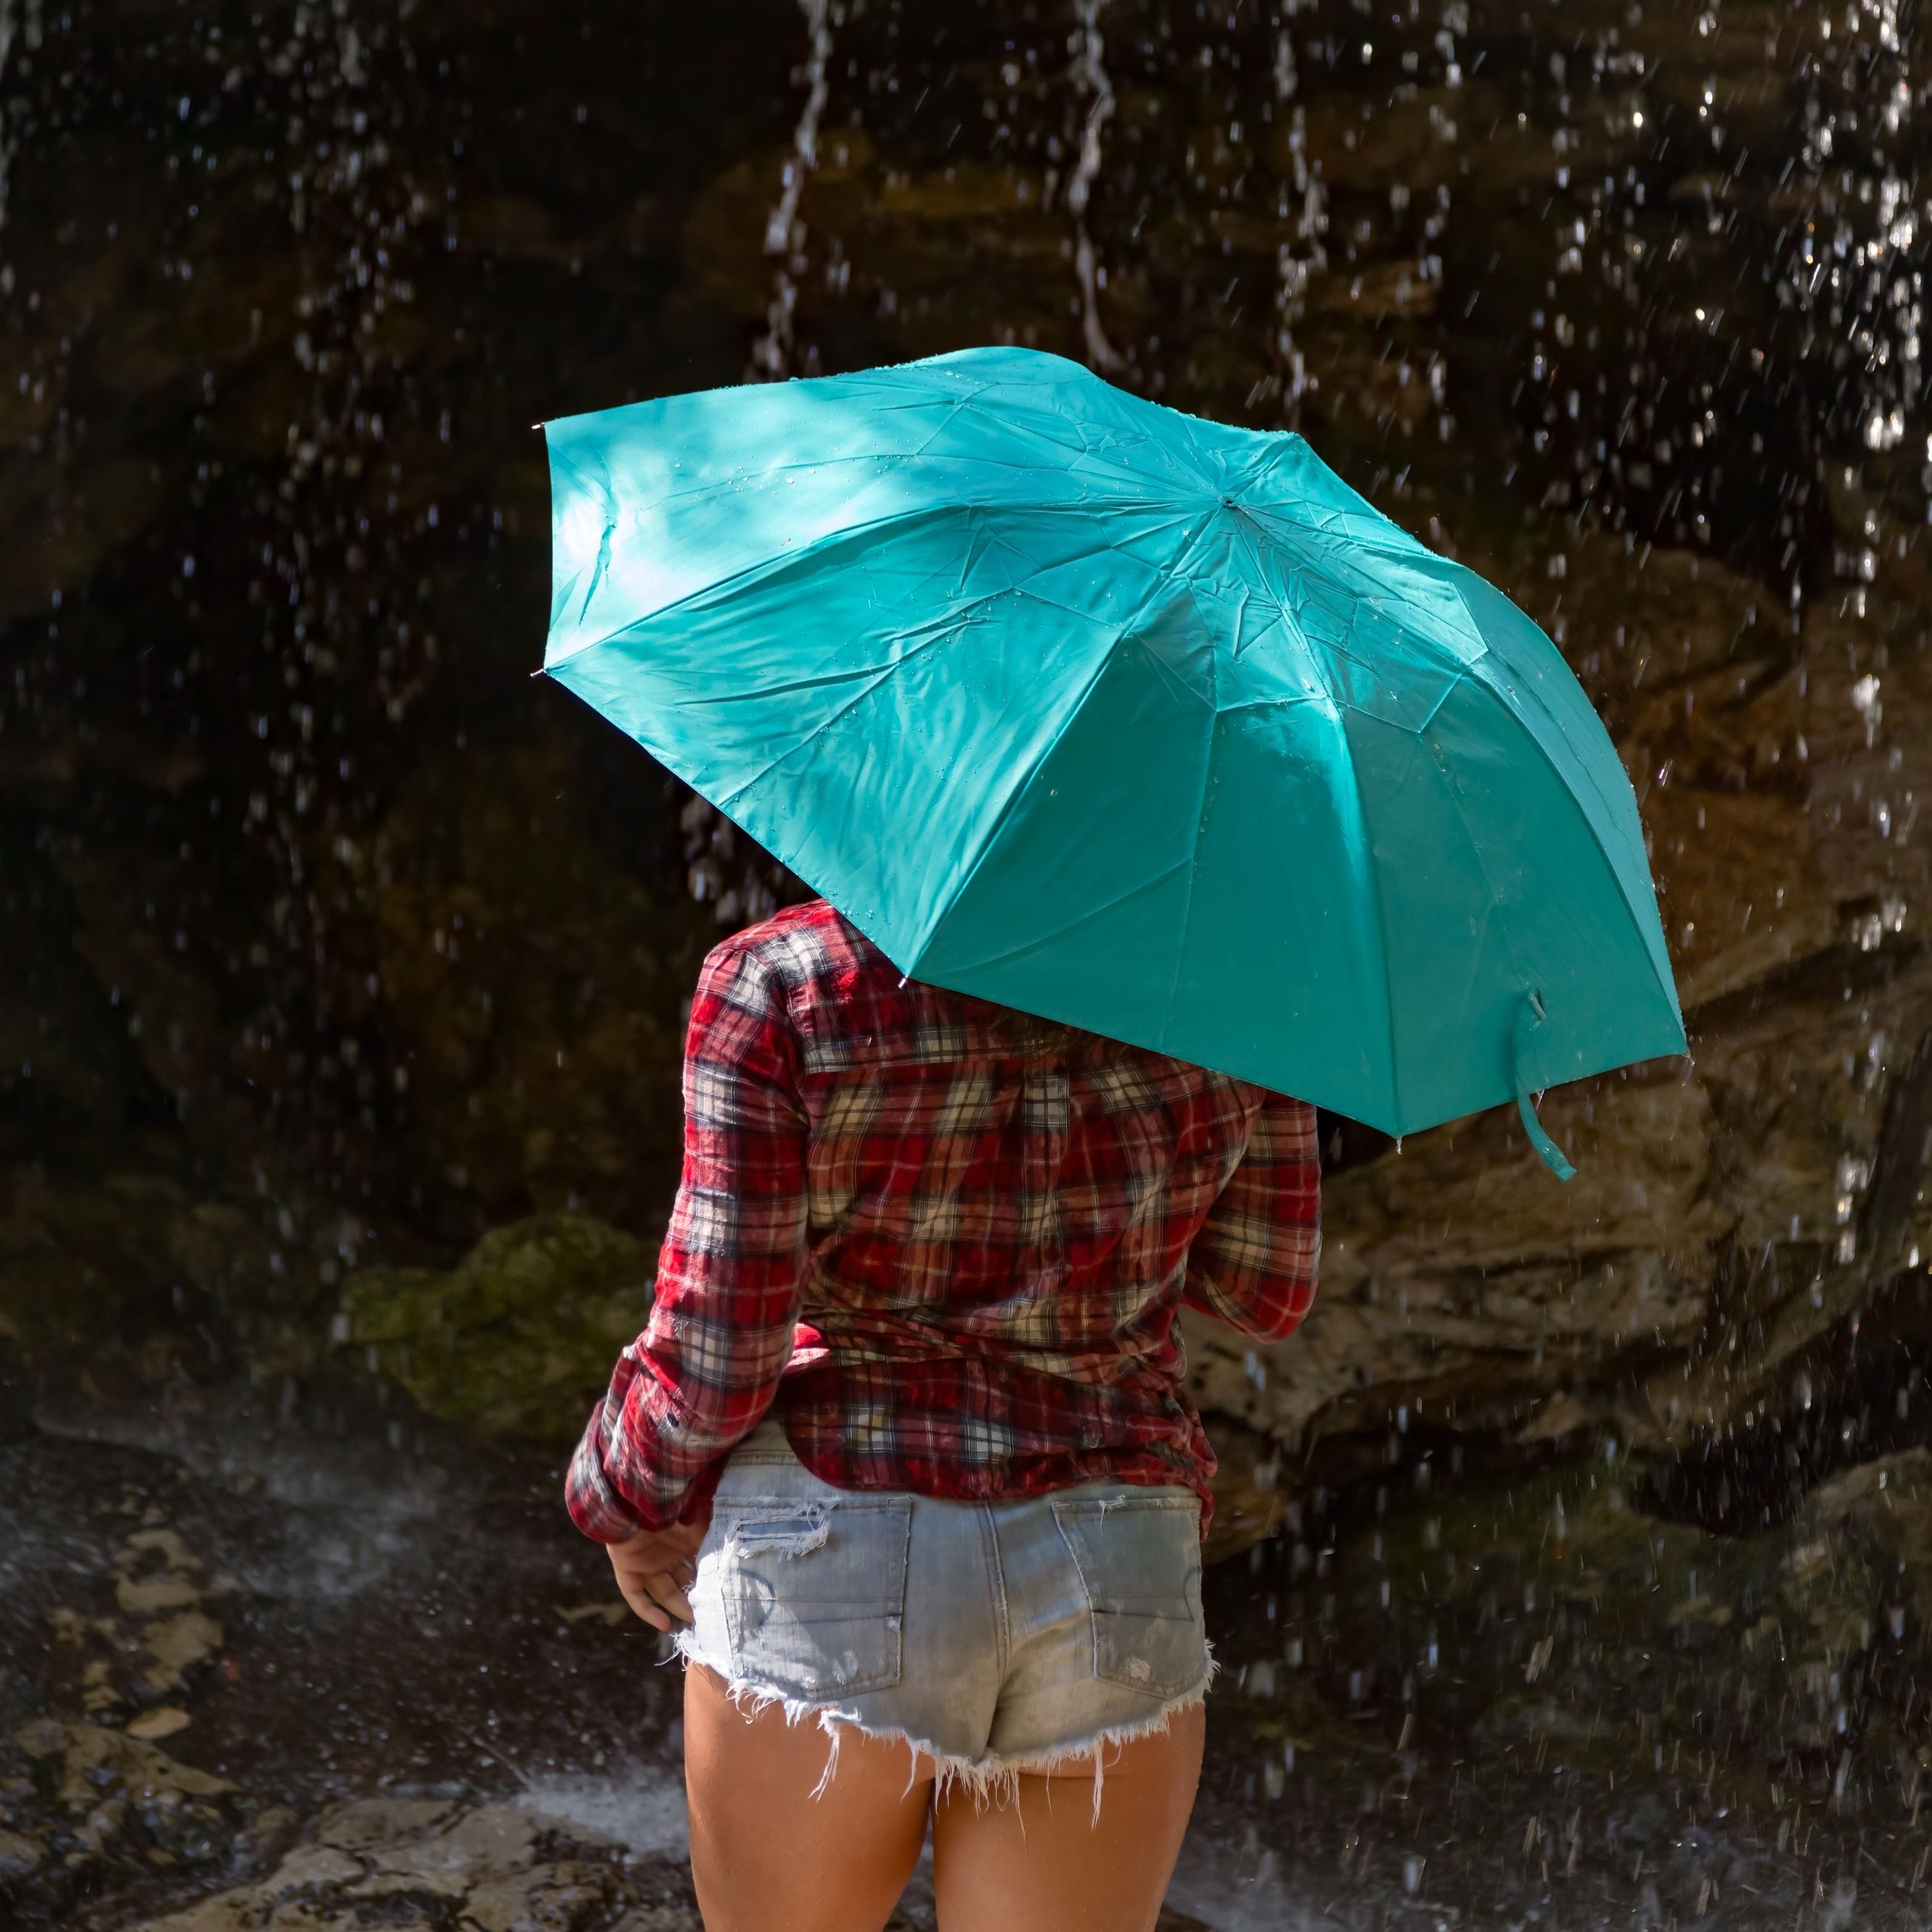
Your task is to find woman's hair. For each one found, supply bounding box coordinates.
[986,1004,1136,1066]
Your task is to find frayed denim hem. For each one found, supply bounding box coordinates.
[676,1632,1217,1824]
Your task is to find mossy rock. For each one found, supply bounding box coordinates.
[1271,1449,1932,1794]
[368,736,711,1231]
[340,1213,653,1445]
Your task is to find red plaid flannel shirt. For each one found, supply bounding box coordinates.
[566,900,1319,1542]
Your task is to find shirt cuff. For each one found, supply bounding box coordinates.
[564,1418,651,1544]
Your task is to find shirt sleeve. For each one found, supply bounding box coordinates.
[566,940,810,1542]
[1181,1092,1321,1342]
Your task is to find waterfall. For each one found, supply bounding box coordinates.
[1266,0,1327,421]
[749,0,834,382]
[1781,0,1918,622]
[1067,0,1124,374]
[0,0,41,254]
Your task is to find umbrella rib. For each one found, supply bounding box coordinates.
[1409,668,1460,740]
[557,496,1215,668]
[1387,672,1514,1085]
[635,452,1087,509]
[1256,547,1401,1124]
[677,660,916,708]
[1158,707,1223,1055]
[1347,724,1408,1134]
[906,632,1129,966]
[553,501,982,664]
[1149,509,1233,1050]
[1219,502,1472,698]
[928,857,1195,977]
[1240,504,1433,583]
[705,630,959,813]
[1220,503,1302,665]
[629,443,1202,516]
[577,517,617,623]
[929,375,1208,483]
[1216,693,1326,717]
[1445,575,1681,1021]
[1408,676,1603,1086]
[909,391,1113,472]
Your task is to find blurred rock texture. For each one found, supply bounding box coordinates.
[130,1797,703,1932]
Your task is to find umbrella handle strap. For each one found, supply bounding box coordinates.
[1513,992,1576,1183]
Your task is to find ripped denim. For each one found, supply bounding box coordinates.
[675,1419,1214,1814]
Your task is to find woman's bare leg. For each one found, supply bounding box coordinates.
[929,1703,1205,1932]
[683,1663,934,1932]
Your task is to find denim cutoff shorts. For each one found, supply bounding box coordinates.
[674,1419,1213,1804]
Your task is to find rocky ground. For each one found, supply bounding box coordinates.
[5,1369,1932,1929]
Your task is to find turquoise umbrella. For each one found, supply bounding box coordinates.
[539,346,1685,1178]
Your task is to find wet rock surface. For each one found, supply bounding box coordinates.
[10,1385,1932,1928]
[130,1797,703,1932]
[0,1381,692,1931]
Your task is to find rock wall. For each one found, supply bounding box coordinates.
[2,0,1930,1503]
[1189,517,1932,1460]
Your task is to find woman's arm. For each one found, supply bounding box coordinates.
[1180,1091,1321,1343]
[566,940,810,1542]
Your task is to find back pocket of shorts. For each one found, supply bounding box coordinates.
[720,1497,912,1701]
[1052,1494,1206,1699]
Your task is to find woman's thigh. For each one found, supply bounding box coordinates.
[929,1702,1205,1932]
[683,1662,934,1932]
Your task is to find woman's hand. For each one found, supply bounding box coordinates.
[607,1513,710,1631]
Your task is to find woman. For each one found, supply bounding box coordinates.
[567,897,1319,1932]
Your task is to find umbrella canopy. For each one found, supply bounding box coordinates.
[540,346,1686,1177]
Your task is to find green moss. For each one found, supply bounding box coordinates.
[340,1213,653,1445]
